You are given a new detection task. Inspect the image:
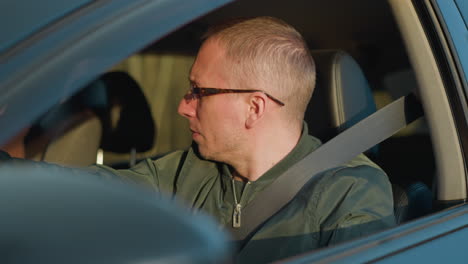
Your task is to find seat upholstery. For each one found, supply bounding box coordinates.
[40,117,102,166]
[94,71,155,168]
[26,82,107,166]
[392,182,433,223]
[26,71,155,168]
[305,50,432,224]
[305,50,377,145]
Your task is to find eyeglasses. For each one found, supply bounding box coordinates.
[184,85,285,106]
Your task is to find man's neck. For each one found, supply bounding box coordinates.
[230,126,302,182]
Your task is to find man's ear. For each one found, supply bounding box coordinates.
[245,93,266,129]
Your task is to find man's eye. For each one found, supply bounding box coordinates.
[191,84,202,93]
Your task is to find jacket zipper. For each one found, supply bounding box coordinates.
[231,178,251,228]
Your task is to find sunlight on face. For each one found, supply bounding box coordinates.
[178,39,247,162]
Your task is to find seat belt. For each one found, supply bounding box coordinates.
[227,94,424,242]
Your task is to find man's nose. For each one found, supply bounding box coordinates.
[177,97,197,119]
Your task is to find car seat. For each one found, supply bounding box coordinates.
[306,50,377,147]
[304,50,432,224]
[25,82,107,166]
[93,71,155,168]
[25,71,155,168]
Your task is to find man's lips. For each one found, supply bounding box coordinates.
[190,128,201,139]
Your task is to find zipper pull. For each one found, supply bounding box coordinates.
[233,203,242,228]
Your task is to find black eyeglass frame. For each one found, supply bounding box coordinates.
[184,86,285,106]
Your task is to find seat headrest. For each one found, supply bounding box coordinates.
[305,50,377,148]
[93,71,155,153]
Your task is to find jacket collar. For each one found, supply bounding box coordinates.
[220,122,322,198]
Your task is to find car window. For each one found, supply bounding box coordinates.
[24,0,438,216]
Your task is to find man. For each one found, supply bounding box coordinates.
[92,17,395,263]
[1,16,395,263]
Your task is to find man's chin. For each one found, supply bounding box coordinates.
[192,143,210,160]
[193,142,225,163]
[197,146,220,162]
[198,148,212,160]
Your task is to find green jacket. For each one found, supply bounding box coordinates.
[92,125,396,263]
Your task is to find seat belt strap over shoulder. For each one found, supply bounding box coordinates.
[227,94,424,242]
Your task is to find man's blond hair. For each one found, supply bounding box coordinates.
[204,16,316,124]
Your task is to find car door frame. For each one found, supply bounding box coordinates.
[284,0,468,262]
[390,0,468,204]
